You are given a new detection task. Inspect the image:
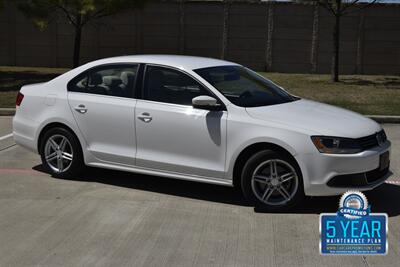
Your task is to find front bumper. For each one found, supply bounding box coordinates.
[297,140,392,196]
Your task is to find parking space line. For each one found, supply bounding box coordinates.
[0,144,17,152]
[0,168,43,175]
[386,180,400,185]
[0,133,13,141]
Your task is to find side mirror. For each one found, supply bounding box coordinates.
[192,95,223,111]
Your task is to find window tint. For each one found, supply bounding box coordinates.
[194,65,298,107]
[70,75,88,92]
[143,66,211,105]
[68,65,138,98]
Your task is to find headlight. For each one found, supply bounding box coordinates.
[311,136,362,154]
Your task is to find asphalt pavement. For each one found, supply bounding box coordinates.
[0,116,399,266]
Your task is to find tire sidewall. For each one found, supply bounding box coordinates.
[39,127,83,178]
[241,150,305,211]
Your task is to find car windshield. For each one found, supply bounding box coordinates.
[194,65,299,107]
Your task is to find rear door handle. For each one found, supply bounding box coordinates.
[74,104,88,114]
[137,112,152,123]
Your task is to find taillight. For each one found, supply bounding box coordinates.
[16,92,24,106]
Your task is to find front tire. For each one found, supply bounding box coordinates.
[39,127,84,178]
[241,150,305,211]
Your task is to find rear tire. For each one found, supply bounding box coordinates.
[39,127,84,178]
[241,150,305,212]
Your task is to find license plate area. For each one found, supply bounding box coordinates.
[379,151,390,171]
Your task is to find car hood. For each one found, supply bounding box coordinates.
[245,99,381,138]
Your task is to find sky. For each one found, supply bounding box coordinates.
[267,0,400,3]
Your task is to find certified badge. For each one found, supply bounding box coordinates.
[320,191,388,255]
[338,191,370,219]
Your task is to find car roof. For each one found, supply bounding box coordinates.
[89,54,239,71]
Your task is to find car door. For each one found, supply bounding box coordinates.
[67,64,139,166]
[135,65,227,179]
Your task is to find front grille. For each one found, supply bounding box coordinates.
[366,167,389,184]
[356,130,386,150]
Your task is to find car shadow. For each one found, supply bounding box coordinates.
[33,165,249,206]
[33,165,400,217]
[255,184,400,217]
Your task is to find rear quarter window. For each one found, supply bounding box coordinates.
[68,74,88,93]
[67,64,138,98]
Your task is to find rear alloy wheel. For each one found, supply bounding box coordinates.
[44,134,74,173]
[241,150,304,211]
[40,127,83,178]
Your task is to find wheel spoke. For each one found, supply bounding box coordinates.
[253,175,269,184]
[57,157,64,172]
[62,152,73,161]
[277,186,291,201]
[270,160,278,177]
[261,187,274,202]
[49,138,58,150]
[280,173,295,183]
[46,152,57,161]
[59,137,67,151]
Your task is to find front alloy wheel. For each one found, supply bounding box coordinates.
[251,159,299,206]
[241,150,304,211]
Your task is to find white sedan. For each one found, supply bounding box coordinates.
[13,55,391,211]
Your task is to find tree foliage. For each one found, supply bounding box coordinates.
[298,0,378,16]
[297,0,379,82]
[19,0,146,29]
[18,0,147,67]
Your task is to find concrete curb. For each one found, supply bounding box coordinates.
[0,108,15,116]
[0,108,399,123]
[367,115,400,124]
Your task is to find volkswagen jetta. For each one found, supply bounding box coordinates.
[13,55,391,211]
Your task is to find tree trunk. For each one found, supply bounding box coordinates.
[331,11,341,82]
[265,2,274,71]
[221,0,229,59]
[310,3,319,74]
[179,0,185,55]
[73,15,82,68]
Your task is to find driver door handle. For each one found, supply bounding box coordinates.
[137,112,152,123]
[74,104,88,114]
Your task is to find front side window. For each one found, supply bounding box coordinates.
[143,66,212,105]
[68,65,138,98]
[194,65,298,107]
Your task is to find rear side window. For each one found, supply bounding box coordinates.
[68,65,138,98]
